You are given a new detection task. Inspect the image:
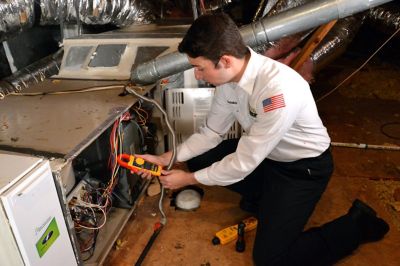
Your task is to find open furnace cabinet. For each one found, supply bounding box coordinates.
[0,24,187,265]
[0,79,162,265]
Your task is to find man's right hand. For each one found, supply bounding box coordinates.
[136,151,172,167]
[134,151,173,179]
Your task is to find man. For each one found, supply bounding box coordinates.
[140,13,389,265]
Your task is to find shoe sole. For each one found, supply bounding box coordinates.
[353,199,377,217]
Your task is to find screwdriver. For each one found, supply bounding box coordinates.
[235,221,246,252]
[211,216,257,245]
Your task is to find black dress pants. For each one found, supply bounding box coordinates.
[187,139,361,266]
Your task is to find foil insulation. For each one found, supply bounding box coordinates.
[0,0,34,42]
[252,0,269,22]
[0,49,63,97]
[40,0,155,26]
[261,0,280,17]
[369,3,400,31]
[311,14,366,72]
[266,0,308,16]
[40,0,70,25]
[201,0,235,12]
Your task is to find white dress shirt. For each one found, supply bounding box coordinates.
[177,48,331,186]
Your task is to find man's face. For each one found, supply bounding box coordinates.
[188,56,233,86]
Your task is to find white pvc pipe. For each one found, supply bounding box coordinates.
[331,141,400,151]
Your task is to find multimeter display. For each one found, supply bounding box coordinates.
[117,154,162,176]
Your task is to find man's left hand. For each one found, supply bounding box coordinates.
[159,169,198,190]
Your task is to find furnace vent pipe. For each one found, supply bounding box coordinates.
[131,0,394,85]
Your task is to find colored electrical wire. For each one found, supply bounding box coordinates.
[124,85,177,266]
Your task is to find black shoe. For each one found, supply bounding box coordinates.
[348,199,390,243]
[239,197,259,215]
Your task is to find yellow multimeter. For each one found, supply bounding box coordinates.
[117,154,162,176]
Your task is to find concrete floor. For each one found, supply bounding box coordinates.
[105,52,400,266]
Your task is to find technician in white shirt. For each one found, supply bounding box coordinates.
[139,13,389,265]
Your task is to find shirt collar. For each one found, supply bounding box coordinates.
[237,47,262,95]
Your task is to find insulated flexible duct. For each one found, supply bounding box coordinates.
[300,2,400,76]
[0,49,63,98]
[368,3,400,31]
[131,0,394,85]
[40,0,155,26]
[199,0,238,13]
[259,0,366,77]
[264,0,308,17]
[1,0,155,40]
[0,0,34,43]
[311,14,366,73]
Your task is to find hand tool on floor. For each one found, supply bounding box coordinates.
[212,216,257,245]
[125,86,177,266]
[235,221,246,252]
[134,222,163,266]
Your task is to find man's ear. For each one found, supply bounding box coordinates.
[219,55,232,69]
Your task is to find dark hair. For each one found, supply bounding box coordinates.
[178,13,248,65]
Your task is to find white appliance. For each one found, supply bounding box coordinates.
[165,87,242,146]
[0,153,77,266]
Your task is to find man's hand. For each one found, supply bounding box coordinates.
[159,169,198,190]
[133,152,173,179]
[136,151,172,167]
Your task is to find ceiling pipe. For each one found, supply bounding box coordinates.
[131,0,394,85]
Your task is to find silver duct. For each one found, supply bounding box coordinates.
[40,0,75,25]
[311,14,366,73]
[252,0,269,22]
[368,3,400,31]
[200,0,236,13]
[40,0,155,26]
[240,0,393,47]
[0,0,34,43]
[131,0,394,85]
[254,0,311,54]
[265,0,308,17]
[1,0,154,94]
[262,0,280,17]
[0,49,63,98]
[1,0,155,40]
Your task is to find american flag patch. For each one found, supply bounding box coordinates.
[262,94,285,113]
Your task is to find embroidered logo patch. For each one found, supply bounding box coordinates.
[249,105,257,117]
[262,94,285,113]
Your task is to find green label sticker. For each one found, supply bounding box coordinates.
[35,217,60,258]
